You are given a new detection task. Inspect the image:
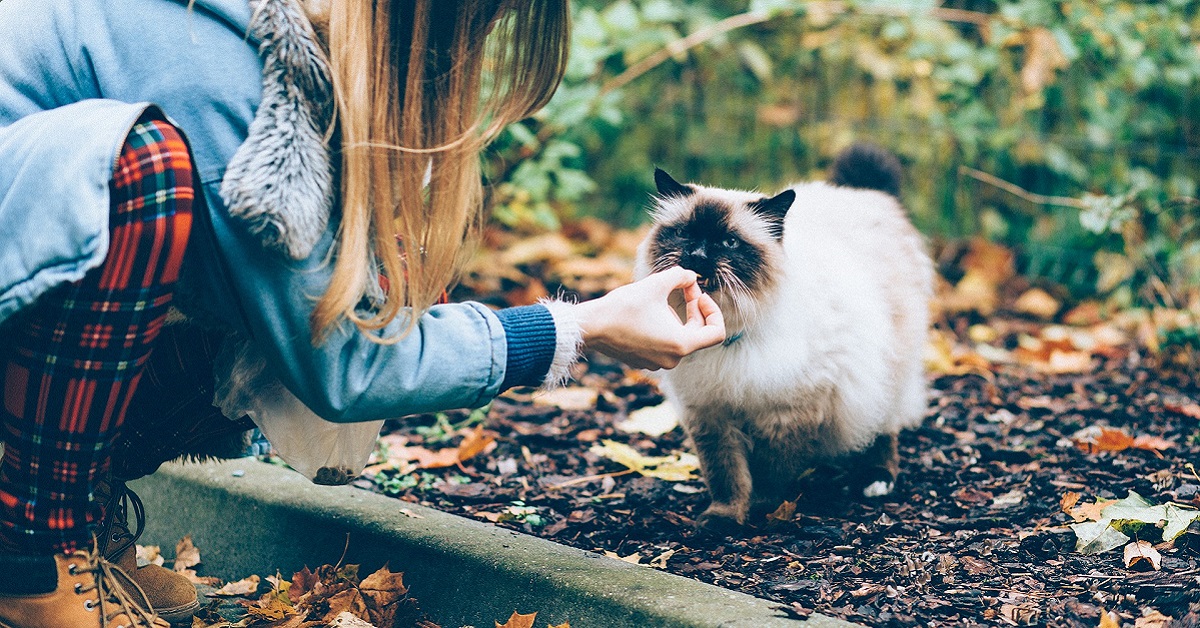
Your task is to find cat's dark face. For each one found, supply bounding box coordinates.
[642,169,795,315]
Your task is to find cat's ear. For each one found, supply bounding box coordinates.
[749,189,795,240]
[654,168,694,199]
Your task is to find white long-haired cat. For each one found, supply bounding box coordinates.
[635,144,933,533]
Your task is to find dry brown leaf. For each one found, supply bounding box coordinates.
[1123,540,1161,571]
[766,500,797,524]
[1135,610,1172,628]
[1000,602,1039,625]
[359,564,408,609]
[495,611,538,628]
[1060,491,1081,513]
[649,549,675,569]
[211,574,261,597]
[289,566,319,603]
[1166,402,1200,420]
[603,550,643,565]
[1069,499,1112,523]
[173,535,201,573]
[321,588,367,624]
[1131,435,1173,457]
[1099,610,1121,628]
[454,425,498,465]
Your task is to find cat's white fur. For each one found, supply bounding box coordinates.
[636,181,932,459]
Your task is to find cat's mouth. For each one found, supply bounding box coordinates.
[695,276,715,292]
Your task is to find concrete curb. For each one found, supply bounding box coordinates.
[131,459,861,628]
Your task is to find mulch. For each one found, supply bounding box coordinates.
[354,318,1200,628]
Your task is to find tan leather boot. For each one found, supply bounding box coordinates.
[0,546,169,628]
[96,478,200,625]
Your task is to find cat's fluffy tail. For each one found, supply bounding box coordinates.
[829,143,902,197]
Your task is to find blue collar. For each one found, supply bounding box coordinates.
[723,331,744,347]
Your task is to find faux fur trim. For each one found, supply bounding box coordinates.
[538,298,585,389]
[220,0,335,260]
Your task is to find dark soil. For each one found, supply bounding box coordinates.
[355,319,1200,628]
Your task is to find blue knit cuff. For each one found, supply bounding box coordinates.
[495,304,558,390]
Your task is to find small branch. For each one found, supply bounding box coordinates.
[598,2,993,98]
[548,469,634,490]
[599,10,787,97]
[958,166,1086,209]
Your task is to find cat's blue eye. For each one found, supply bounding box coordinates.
[721,236,739,249]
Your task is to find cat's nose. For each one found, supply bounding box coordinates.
[688,246,708,259]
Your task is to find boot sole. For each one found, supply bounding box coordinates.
[157,598,201,625]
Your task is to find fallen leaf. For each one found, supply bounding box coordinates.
[173,535,201,573]
[1123,540,1161,571]
[603,550,643,565]
[590,440,699,482]
[1060,491,1081,513]
[532,387,598,411]
[212,574,261,597]
[289,566,319,603]
[1135,609,1172,628]
[329,611,377,628]
[649,549,676,569]
[359,564,408,609]
[496,610,538,628]
[548,624,571,628]
[765,500,796,524]
[615,403,679,437]
[1014,288,1060,319]
[991,489,1025,509]
[1070,491,1200,554]
[1099,609,1121,628]
[1165,402,1200,420]
[1000,602,1039,625]
[136,544,164,568]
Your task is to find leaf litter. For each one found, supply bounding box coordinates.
[193,230,1200,627]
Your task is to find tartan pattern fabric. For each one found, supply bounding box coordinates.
[0,119,193,554]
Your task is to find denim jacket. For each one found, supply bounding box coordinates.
[0,0,581,425]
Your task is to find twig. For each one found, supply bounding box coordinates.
[958,166,1087,209]
[548,469,635,490]
[598,2,993,98]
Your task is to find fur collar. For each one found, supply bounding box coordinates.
[220,0,334,260]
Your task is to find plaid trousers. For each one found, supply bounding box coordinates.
[0,118,193,554]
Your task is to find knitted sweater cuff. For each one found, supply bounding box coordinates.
[495,300,583,390]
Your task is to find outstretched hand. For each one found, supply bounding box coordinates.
[574,266,726,370]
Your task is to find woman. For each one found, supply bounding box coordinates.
[0,0,725,626]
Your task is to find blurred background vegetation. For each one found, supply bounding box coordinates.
[481,0,1200,312]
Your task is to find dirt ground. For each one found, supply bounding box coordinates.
[354,317,1200,627]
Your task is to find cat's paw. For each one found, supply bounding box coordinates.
[696,504,746,535]
[861,479,895,498]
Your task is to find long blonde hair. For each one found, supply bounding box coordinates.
[310,0,569,343]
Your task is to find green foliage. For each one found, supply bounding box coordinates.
[483,0,1200,302]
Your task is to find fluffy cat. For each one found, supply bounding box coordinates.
[635,144,933,533]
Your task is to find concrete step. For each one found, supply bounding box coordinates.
[131,459,861,628]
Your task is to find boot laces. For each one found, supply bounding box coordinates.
[73,544,161,627]
[99,478,146,562]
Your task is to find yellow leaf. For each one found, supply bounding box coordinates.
[496,610,538,628]
[1099,609,1121,628]
[589,440,698,482]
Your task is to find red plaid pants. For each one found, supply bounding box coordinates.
[0,118,193,554]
